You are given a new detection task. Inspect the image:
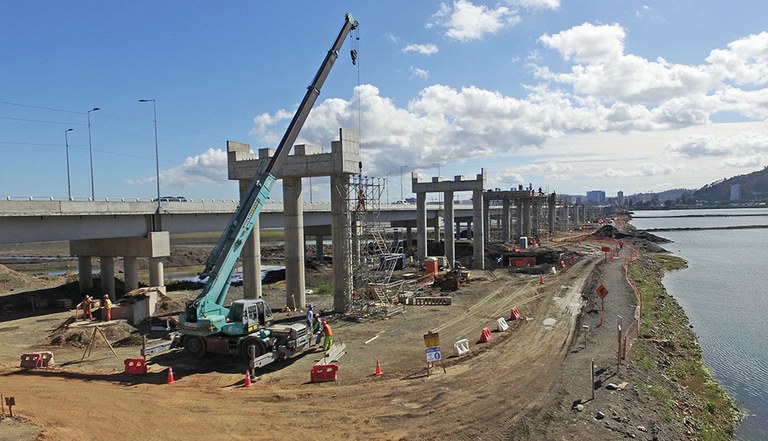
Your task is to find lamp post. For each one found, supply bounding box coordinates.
[87,107,100,200]
[399,165,409,202]
[65,128,74,200]
[139,99,161,231]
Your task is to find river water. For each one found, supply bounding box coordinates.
[631,208,768,440]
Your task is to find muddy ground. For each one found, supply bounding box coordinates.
[0,228,727,440]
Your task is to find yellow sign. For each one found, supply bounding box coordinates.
[423,332,440,348]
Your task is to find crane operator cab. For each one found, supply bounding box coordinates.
[229,299,272,333]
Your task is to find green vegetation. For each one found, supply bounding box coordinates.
[314,282,333,295]
[628,253,740,440]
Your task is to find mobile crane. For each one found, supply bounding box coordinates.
[160,14,358,367]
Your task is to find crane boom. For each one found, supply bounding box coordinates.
[180,13,358,332]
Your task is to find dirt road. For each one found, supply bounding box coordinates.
[0,239,606,441]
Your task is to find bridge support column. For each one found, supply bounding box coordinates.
[516,200,523,238]
[472,189,484,270]
[482,197,490,243]
[406,226,413,250]
[315,235,324,262]
[502,199,511,243]
[331,175,352,313]
[532,201,540,236]
[149,258,164,288]
[444,191,455,268]
[416,191,427,263]
[78,256,93,293]
[522,201,531,237]
[239,180,261,300]
[124,256,139,292]
[548,195,556,235]
[100,256,115,299]
[284,177,306,310]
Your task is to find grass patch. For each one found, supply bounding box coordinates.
[314,282,333,295]
[649,253,688,271]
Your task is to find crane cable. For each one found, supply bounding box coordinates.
[350,26,362,175]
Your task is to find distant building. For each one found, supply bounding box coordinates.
[730,184,741,201]
[616,191,624,206]
[586,190,606,204]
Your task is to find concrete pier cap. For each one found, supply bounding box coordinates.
[70,231,171,299]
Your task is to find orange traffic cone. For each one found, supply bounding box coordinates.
[166,367,175,384]
[243,369,252,388]
[539,275,544,284]
[373,358,383,376]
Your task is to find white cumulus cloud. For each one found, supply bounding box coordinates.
[403,43,439,55]
[428,0,520,42]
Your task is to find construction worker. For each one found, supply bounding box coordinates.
[79,295,93,320]
[321,320,333,352]
[102,295,113,321]
[313,313,323,345]
[306,304,314,330]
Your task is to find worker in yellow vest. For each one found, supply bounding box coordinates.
[103,295,113,321]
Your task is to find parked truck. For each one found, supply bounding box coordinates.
[144,14,358,369]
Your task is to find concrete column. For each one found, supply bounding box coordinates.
[283,177,306,310]
[331,175,353,313]
[455,220,461,240]
[406,226,413,250]
[416,191,427,263]
[315,235,324,262]
[502,199,511,243]
[532,202,541,236]
[124,256,139,293]
[351,211,361,266]
[483,197,490,243]
[472,189,485,270]
[444,191,455,267]
[78,256,93,293]
[522,200,531,237]
[573,204,580,228]
[100,256,115,299]
[149,257,164,287]
[516,200,523,238]
[392,230,400,253]
[240,180,261,299]
[548,197,556,235]
[467,220,472,239]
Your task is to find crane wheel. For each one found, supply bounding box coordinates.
[239,337,267,362]
[184,336,207,359]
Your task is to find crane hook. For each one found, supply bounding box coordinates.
[350,49,357,65]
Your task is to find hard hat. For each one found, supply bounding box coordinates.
[314,313,320,318]
[322,320,327,324]
[308,303,313,308]
[103,295,108,298]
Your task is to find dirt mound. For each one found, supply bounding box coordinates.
[43,321,142,348]
[0,263,39,293]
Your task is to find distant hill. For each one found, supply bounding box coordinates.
[626,188,690,203]
[693,166,768,202]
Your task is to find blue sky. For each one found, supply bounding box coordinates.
[2,1,768,202]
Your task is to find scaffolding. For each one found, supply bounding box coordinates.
[340,173,407,316]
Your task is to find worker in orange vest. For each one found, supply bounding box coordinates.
[79,295,93,320]
[321,320,333,352]
[102,295,113,321]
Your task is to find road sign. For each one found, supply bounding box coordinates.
[423,332,440,348]
[425,347,442,363]
[597,284,609,299]
[601,246,611,253]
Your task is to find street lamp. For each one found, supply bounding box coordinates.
[64,129,74,200]
[87,107,100,200]
[139,99,161,231]
[399,165,409,202]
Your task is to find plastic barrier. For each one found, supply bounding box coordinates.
[510,306,521,320]
[20,352,54,369]
[497,317,509,332]
[310,364,339,383]
[124,358,148,375]
[478,327,492,343]
[453,339,470,357]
